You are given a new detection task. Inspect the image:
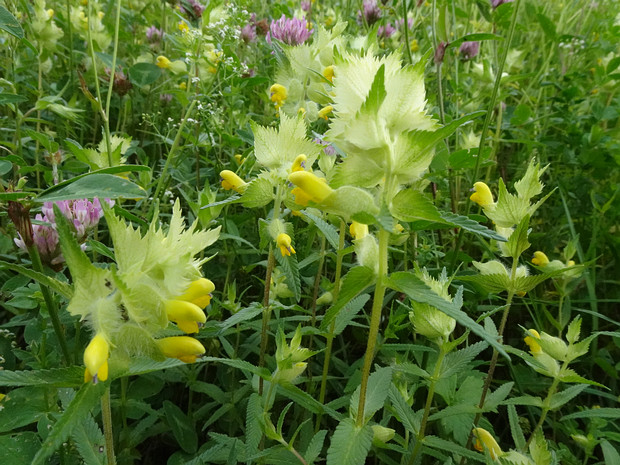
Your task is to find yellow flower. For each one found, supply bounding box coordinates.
[298,107,306,117]
[156,55,172,69]
[165,300,207,334]
[276,233,296,257]
[47,9,54,19]
[291,154,307,172]
[234,154,245,164]
[288,171,333,206]
[0,393,6,402]
[323,65,335,83]
[567,260,575,267]
[179,82,187,90]
[318,105,333,120]
[532,251,550,267]
[220,170,247,193]
[470,182,494,207]
[157,336,205,363]
[84,334,109,383]
[410,39,419,52]
[97,11,104,20]
[349,221,368,240]
[524,329,542,355]
[178,21,189,33]
[472,427,502,460]
[178,278,215,309]
[270,84,288,111]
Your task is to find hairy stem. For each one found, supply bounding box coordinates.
[101,386,117,465]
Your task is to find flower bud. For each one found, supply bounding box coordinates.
[165,300,207,334]
[372,425,395,445]
[157,336,206,363]
[470,182,494,207]
[524,329,542,355]
[220,170,247,193]
[531,251,549,267]
[276,233,296,257]
[178,278,215,308]
[156,55,172,69]
[84,334,109,383]
[288,171,333,204]
[318,105,333,120]
[322,65,335,83]
[291,154,307,172]
[472,427,502,460]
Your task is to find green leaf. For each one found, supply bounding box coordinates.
[0,367,83,387]
[163,400,198,453]
[201,357,271,379]
[37,174,146,202]
[424,435,485,462]
[301,211,340,249]
[0,159,11,175]
[245,393,262,458]
[549,384,588,410]
[0,260,73,299]
[278,382,340,420]
[350,367,392,423]
[322,185,380,220]
[128,62,162,86]
[505,215,531,259]
[390,189,442,223]
[561,407,620,421]
[0,5,23,39]
[388,385,419,435]
[529,430,552,465]
[32,382,106,465]
[361,64,386,114]
[502,396,543,407]
[484,381,514,412]
[305,430,327,465]
[440,342,488,379]
[321,267,375,331]
[0,387,48,433]
[333,294,370,336]
[0,93,27,105]
[241,176,274,208]
[326,418,373,465]
[507,404,526,451]
[536,13,557,41]
[0,432,40,465]
[387,272,509,359]
[71,414,105,465]
[601,440,620,464]
[275,246,301,302]
[440,212,507,242]
[511,104,532,126]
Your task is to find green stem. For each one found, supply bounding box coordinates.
[152,99,197,203]
[316,219,346,431]
[27,244,71,365]
[402,0,413,65]
[408,344,447,465]
[355,228,390,427]
[104,0,123,167]
[101,386,117,465]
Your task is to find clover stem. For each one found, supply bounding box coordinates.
[316,219,346,431]
[408,343,447,465]
[355,228,390,427]
[104,0,122,164]
[101,386,117,465]
[27,244,71,365]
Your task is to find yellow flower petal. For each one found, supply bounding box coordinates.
[291,154,307,173]
[470,182,494,207]
[322,65,335,83]
[524,329,542,355]
[349,221,368,240]
[472,427,502,460]
[532,251,549,267]
[276,233,295,256]
[157,336,205,363]
[156,55,171,69]
[220,170,247,193]
[84,334,109,383]
[288,171,333,204]
[318,105,333,120]
[178,278,215,308]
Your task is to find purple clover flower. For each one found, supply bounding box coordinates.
[266,15,313,46]
[396,17,414,31]
[491,0,513,8]
[459,41,480,60]
[378,23,396,39]
[184,0,205,18]
[301,1,311,12]
[16,198,113,266]
[241,15,257,44]
[358,0,381,26]
[146,25,164,42]
[314,137,337,156]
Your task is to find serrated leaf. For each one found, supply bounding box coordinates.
[164,400,197,453]
[71,414,105,465]
[0,5,23,39]
[302,211,340,249]
[32,382,106,465]
[350,367,393,423]
[360,64,386,114]
[440,341,488,379]
[321,267,375,331]
[388,385,419,434]
[37,174,146,202]
[0,260,73,299]
[507,404,526,450]
[529,430,551,465]
[326,418,373,465]
[275,246,301,302]
[502,396,543,407]
[0,432,40,464]
[558,368,606,387]
[484,381,514,412]
[390,189,442,223]
[305,430,327,465]
[218,303,263,332]
[0,367,84,387]
[562,408,620,420]
[333,294,370,336]
[505,215,531,259]
[440,212,507,242]
[549,384,588,410]
[387,272,509,359]
[241,177,274,208]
